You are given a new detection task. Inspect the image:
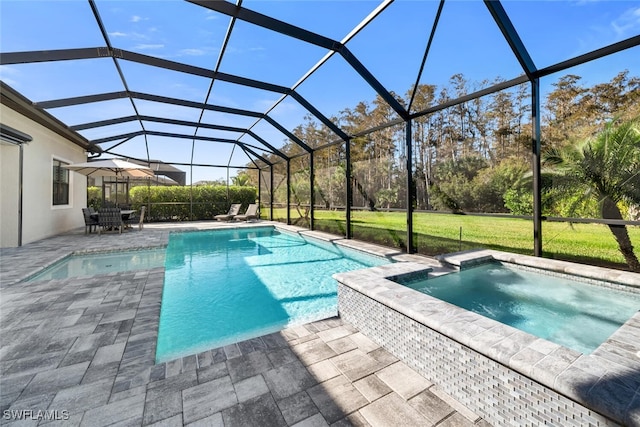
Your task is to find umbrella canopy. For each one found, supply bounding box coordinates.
[63,159,155,178]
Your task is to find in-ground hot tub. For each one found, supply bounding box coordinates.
[334,249,640,426]
[395,260,640,355]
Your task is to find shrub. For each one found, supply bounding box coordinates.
[503,188,533,216]
[87,186,102,210]
[129,185,257,221]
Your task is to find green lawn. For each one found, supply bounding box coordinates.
[268,208,640,270]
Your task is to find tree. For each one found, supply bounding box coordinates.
[231,173,251,186]
[585,71,640,125]
[406,84,437,210]
[543,117,640,271]
[544,74,589,146]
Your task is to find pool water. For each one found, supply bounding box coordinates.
[27,249,166,281]
[156,227,390,362]
[397,263,640,354]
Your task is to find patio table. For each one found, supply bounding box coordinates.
[91,209,135,221]
[91,209,136,231]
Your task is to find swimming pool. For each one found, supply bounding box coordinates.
[26,248,166,281]
[395,262,640,354]
[156,226,390,362]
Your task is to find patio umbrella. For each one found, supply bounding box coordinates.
[64,159,155,207]
[63,158,155,178]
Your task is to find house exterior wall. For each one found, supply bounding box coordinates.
[0,142,20,247]
[1,105,87,248]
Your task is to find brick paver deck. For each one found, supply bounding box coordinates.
[1,222,490,426]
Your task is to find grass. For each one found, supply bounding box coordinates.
[268,209,640,270]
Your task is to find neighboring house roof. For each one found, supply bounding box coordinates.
[124,158,186,186]
[92,174,179,186]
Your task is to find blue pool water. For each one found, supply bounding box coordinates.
[397,263,640,354]
[156,227,390,362]
[27,249,166,281]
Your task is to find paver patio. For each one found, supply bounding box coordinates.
[0,221,490,426]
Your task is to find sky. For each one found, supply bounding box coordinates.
[1,0,639,183]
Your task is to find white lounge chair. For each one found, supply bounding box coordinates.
[234,204,259,222]
[215,203,241,221]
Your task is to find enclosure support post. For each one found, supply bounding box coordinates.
[532,78,543,257]
[18,143,24,247]
[270,165,274,221]
[345,138,352,239]
[257,168,261,219]
[286,160,291,225]
[406,120,414,253]
[309,150,315,231]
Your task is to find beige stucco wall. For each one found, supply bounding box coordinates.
[0,141,20,247]
[1,105,87,247]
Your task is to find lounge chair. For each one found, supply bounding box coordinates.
[82,207,99,234]
[98,207,124,234]
[215,203,241,221]
[125,206,146,230]
[234,203,259,222]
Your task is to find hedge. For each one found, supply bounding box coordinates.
[129,185,257,221]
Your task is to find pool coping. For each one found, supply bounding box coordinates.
[4,221,425,288]
[333,249,640,425]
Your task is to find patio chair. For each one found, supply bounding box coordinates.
[234,203,259,222]
[98,207,124,235]
[125,206,146,230]
[214,203,241,221]
[82,207,99,234]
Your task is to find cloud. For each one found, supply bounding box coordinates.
[0,65,19,77]
[0,65,20,87]
[227,46,266,55]
[611,6,640,38]
[130,32,151,41]
[0,76,18,88]
[253,98,282,111]
[180,48,206,56]
[268,99,303,118]
[108,31,128,38]
[131,15,146,23]
[134,44,164,50]
[572,0,602,5]
[204,11,219,20]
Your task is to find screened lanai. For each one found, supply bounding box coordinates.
[1,0,639,270]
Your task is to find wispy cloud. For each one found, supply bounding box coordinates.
[0,65,19,88]
[130,15,146,23]
[611,6,640,38]
[227,46,266,55]
[106,31,152,43]
[204,11,218,20]
[180,48,206,56]
[572,0,602,5]
[131,32,152,41]
[268,99,302,117]
[135,44,164,50]
[254,98,282,111]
